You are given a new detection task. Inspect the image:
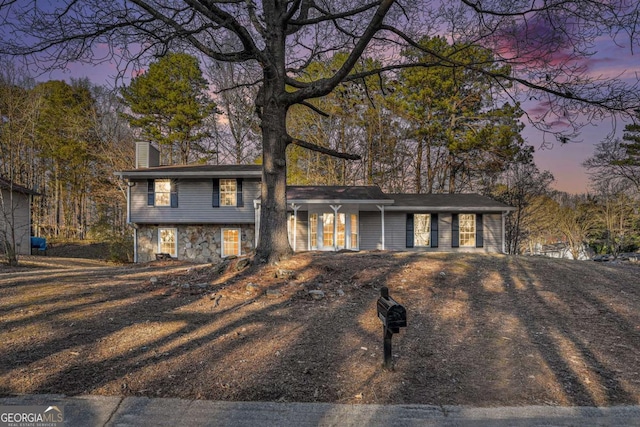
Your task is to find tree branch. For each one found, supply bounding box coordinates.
[289,137,361,160]
[298,100,330,117]
[285,0,394,105]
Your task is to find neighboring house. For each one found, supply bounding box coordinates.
[115,142,515,263]
[526,242,593,260]
[0,177,38,256]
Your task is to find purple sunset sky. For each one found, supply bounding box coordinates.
[523,34,638,194]
[41,18,638,195]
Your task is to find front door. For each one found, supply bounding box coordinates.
[310,212,358,251]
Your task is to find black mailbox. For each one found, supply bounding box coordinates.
[377,287,407,333]
[376,286,407,370]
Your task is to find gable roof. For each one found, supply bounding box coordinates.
[287,186,393,204]
[286,186,513,211]
[386,193,515,211]
[115,164,262,179]
[0,177,39,195]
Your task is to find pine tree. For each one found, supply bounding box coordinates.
[121,53,216,165]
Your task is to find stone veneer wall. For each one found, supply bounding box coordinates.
[136,224,255,263]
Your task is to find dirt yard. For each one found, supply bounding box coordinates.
[1,252,639,407]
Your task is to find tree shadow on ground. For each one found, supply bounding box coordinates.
[1,253,639,408]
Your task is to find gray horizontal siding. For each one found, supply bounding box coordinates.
[384,212,407,251]
[130,178,259,224]
[483,213,503,252]
[294,211,308,251]
[360,211,382,250]
[380,211,504,253]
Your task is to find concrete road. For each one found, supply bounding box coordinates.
[2,395,640,426]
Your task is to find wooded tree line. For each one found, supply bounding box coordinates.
[1,44,638,260]
[284,38,531,194]
[0,60,133,244]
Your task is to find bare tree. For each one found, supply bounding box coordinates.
[493,163,555,254]
[553,193,598,260]
[584,130,640,192]
[589,180,638,255]
[207,61,262,164]
[2,1,639,262]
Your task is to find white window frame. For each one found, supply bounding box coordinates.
[309,213,318,250]
[220,179,237,207]
[322,213,334,248]
[348,213,359,250]
[158,227,178,257]
[308,210,358,251]
[221,228,241,257]
[459,213,476,247]
[154,179,172,206]
[288,213,295,247]
[414,214,431,247]
[336,212,346,249]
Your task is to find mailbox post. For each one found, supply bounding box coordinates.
[376,286,407,370]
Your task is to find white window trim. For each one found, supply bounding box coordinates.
[348,212,359,250]
[221,227,242,257]
[158,227,178,257]
[154,179,172,207]
[414,213,431,247]
[459,213,476,247]
[308,209,359,251]
[220,179,237,207]
[308,213,318,250]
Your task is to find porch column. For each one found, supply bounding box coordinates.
[502,211,506,254]
[291,203,300,252]
[330,204,342,251]
[377,205,385,250]
[254,200,261,248]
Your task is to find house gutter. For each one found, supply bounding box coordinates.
[287,199,393,205]
[114,171,262,179]
[125,182,138,263]
[384,206,516,212]
[134,228,138,263]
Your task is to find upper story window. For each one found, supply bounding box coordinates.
[220,179,237,206]
[154,179,172,206]
[213,178,244,208]
[147,179,178,207]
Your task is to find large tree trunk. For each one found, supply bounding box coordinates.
[255,101,293,263]
[255,14,293,263]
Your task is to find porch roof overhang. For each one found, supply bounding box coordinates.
[384,193,516,212]
[384,205,516,212]
[286,185,394,207]
[288,198,394,205]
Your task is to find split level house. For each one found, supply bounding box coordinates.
[115,142,515,263]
